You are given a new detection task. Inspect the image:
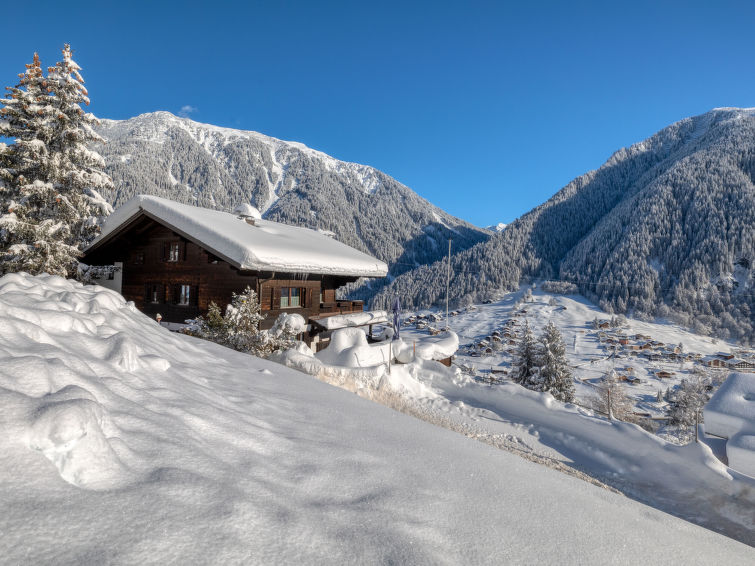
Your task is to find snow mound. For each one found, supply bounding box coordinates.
[727,433,755,478]
[2,274,754,561]
[0,273,179,489]
[414,331,459,361]
[704,373,755,439]
[28,391,131,489]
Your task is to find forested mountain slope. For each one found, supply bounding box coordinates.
[373,108,755,343]
[94,112,489,284]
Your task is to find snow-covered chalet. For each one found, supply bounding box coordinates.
[83,195,388,341]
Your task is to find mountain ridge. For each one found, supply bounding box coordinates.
[372,107,755,343]
[93,112,490,288]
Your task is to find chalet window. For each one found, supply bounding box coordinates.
[178,284,191,305]
[167,242,181,262]
[280,287,305,308]
[146,284,163,304]
[172,284,198,306]
[134,252,144,265]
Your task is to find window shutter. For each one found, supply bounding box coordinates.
[191,285,199,306]
[159,284,165,304]
[144,284,150,306]
[182,242,187,261]
[173,285,180,305]
[161,243,167,262]
[273,287,281,309]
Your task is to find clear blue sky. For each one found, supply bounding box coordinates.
[3,1,754,226]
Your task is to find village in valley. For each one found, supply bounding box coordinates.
[399,284,755,435]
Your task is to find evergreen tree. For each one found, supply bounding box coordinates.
[536,321,575,402]
[0,46,112,277]
[512,318,538,385]
[192,301,227,343]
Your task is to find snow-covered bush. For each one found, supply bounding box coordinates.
[186,287,303,358]
[268,313,307,351]
[667,374,710,435]
[592,371,633,420]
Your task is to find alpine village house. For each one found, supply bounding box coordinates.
[83,195,388,348]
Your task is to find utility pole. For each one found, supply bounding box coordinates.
[446,238,451,331]
[607,388,612,421]
[695,409,699,443]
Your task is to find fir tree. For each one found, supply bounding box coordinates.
[192,301,227,343]
[536,321,575,402]
[512,318,538,385]
[0,46,112,277]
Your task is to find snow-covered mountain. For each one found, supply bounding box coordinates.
[94,112,489,288]
[486,222,507,232]
[374,108,755,343]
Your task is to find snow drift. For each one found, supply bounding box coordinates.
[1,273,753,563]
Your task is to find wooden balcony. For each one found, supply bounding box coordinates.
[319,300,364,315]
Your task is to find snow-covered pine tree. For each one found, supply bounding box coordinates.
[512,318,539,385]
[0,46,112,277]
[536,321,575,402]
[0,53,61,270]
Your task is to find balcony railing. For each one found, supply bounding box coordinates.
[319,300,364,315]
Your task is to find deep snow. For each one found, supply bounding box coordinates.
[1,274,753,563]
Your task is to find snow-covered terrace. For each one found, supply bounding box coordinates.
[88,195,389,277]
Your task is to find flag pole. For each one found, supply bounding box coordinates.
[446,238,451,331]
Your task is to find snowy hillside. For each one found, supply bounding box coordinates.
[2,274,754,562]
[374,108,755,342]
[94,112,489,291]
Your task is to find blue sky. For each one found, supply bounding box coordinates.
[3,1,754,226]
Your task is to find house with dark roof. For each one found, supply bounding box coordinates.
[83,196,388,339]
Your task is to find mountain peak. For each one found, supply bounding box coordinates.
[93,112,490,298]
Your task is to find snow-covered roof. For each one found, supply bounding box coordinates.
[312,310,389,330]
[88,195,388,277]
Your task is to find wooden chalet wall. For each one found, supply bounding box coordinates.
[84,217,360,327]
